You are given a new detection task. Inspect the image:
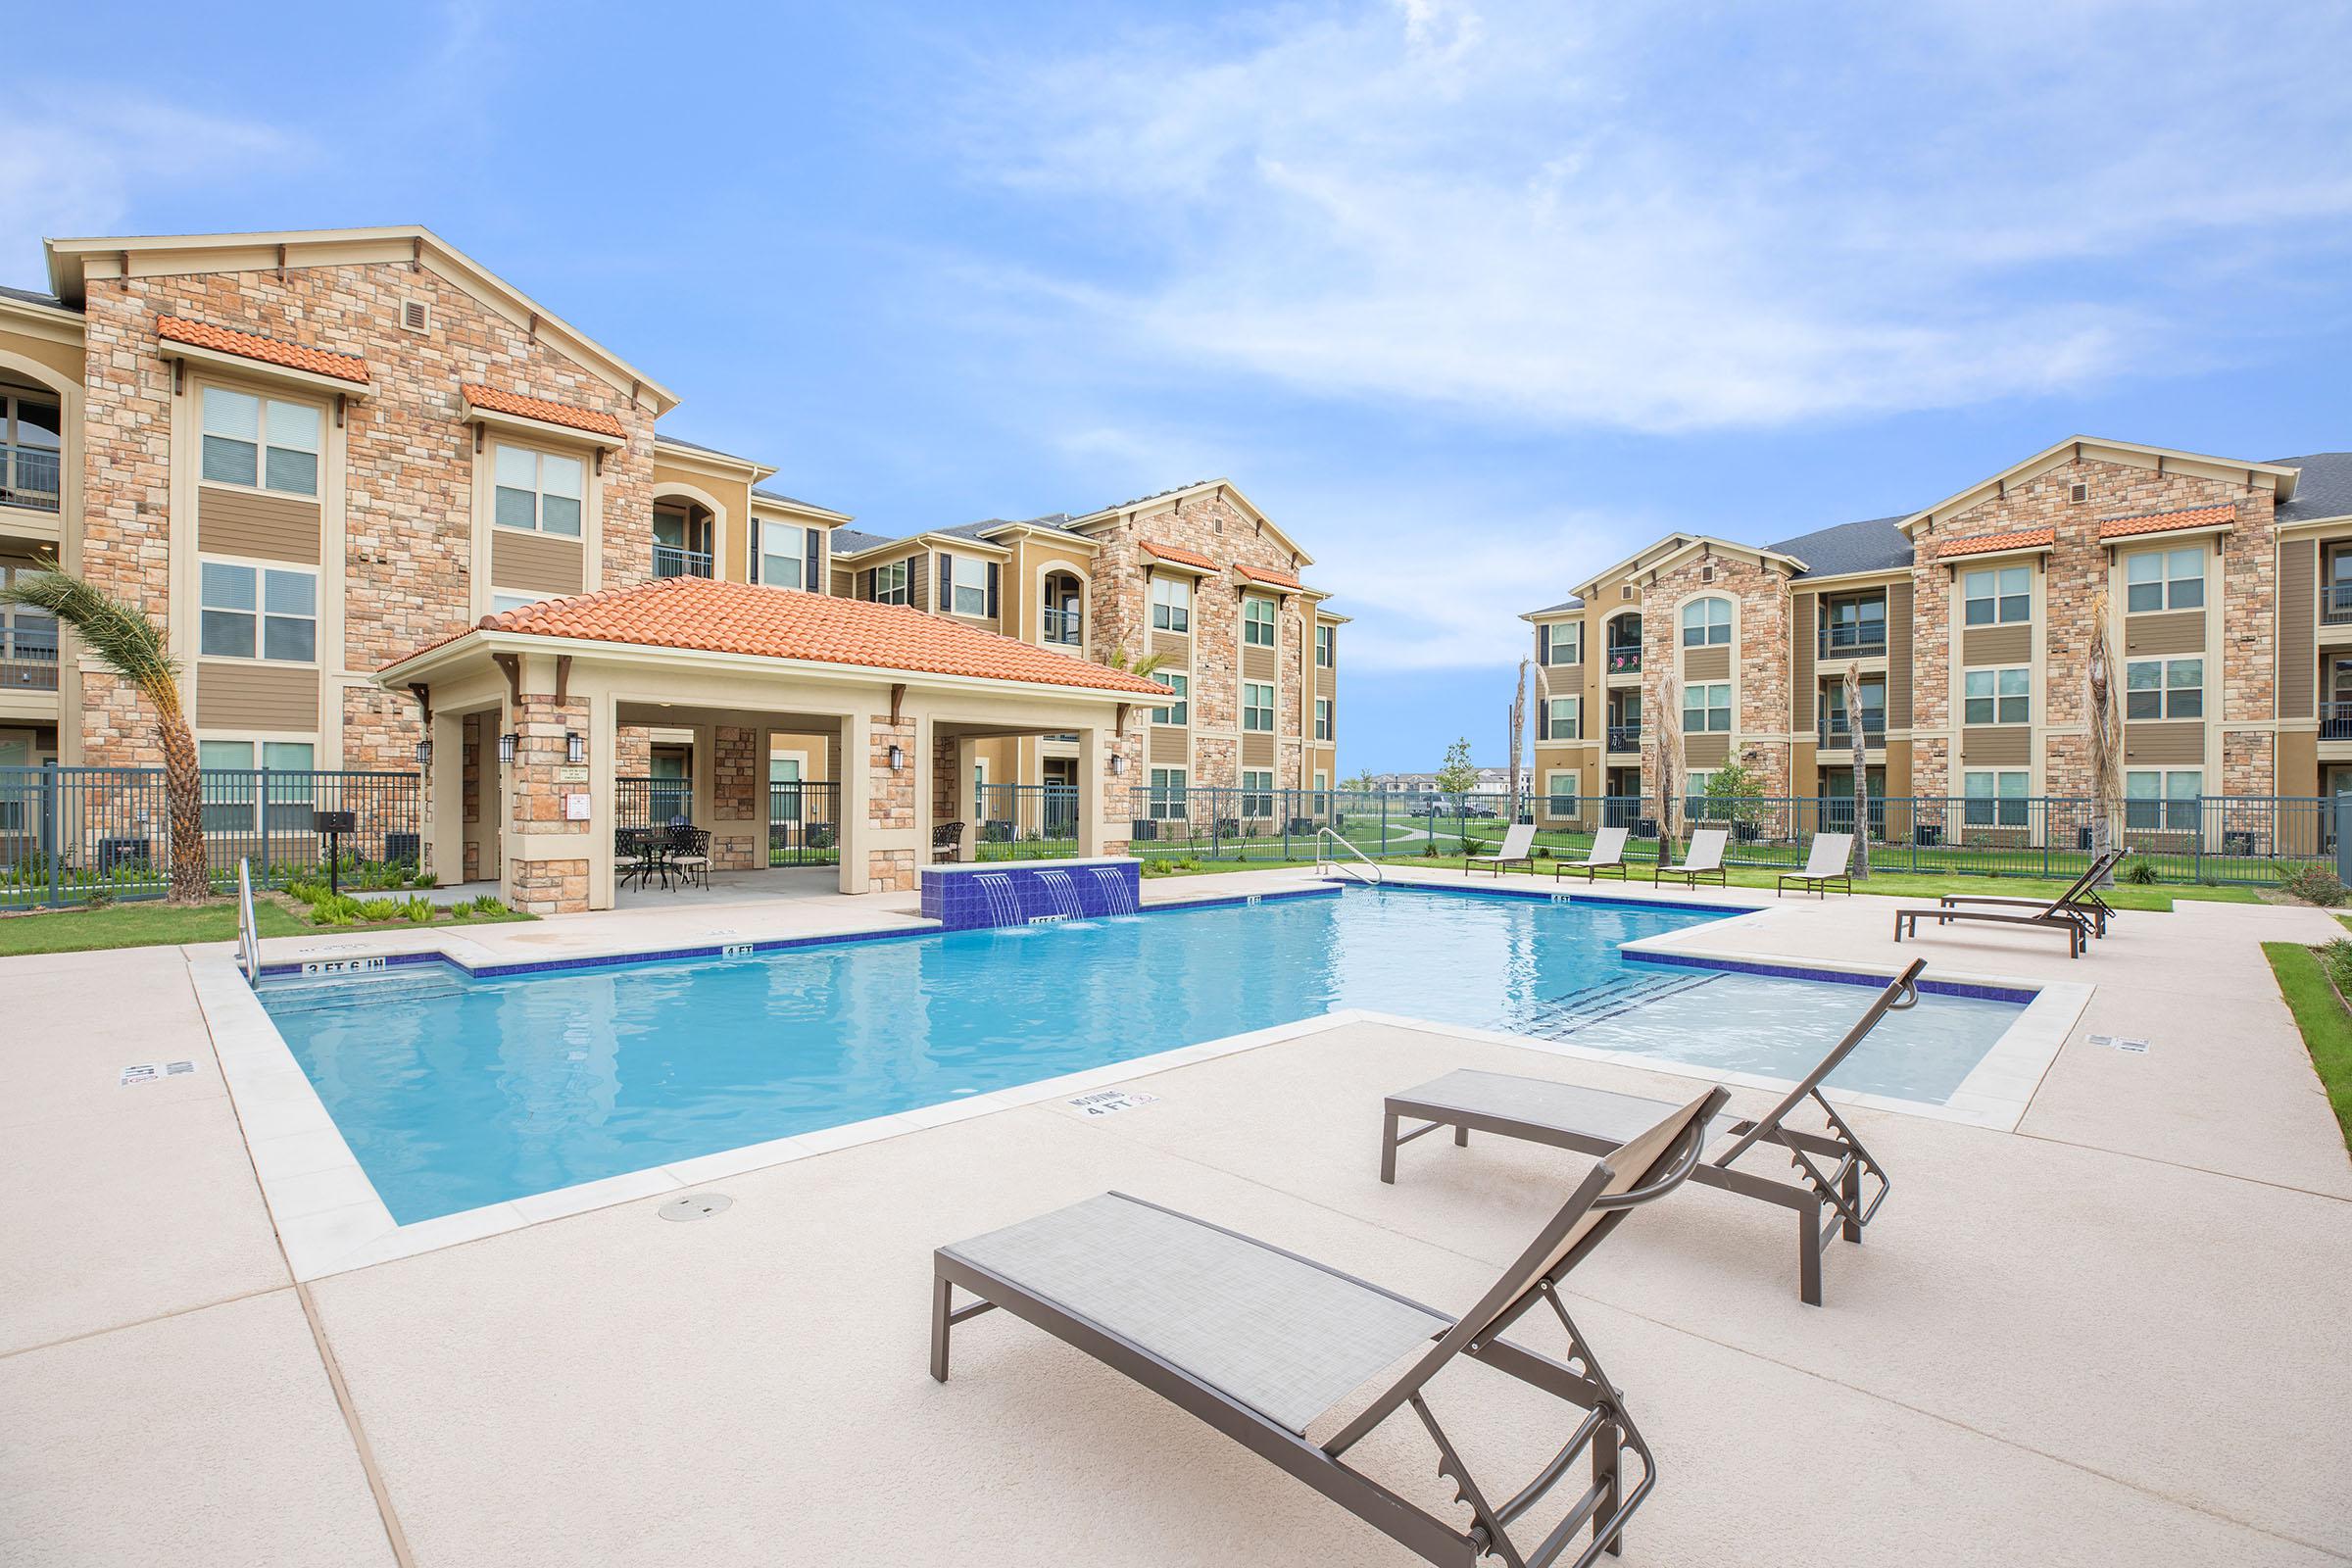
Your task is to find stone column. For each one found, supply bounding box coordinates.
[866,712,916,892]
[504,661,593,915]
[711,724,760,870]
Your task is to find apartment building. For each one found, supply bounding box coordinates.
[1522,436,2352,825]
[0,227,1338,845]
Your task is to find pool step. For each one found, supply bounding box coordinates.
[1519,969,1720,1039]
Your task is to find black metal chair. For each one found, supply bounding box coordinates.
[665,824,711,890]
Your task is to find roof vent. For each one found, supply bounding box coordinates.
[2069,481,2089,504]
[1699,564,1716,583]
[400,298,430,335]
[1621,584,1634,600]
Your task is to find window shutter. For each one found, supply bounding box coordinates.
[1539,703,1551,741]
[805,528,821,592]
[905,556,921,601]
[986,562,1000,619]
[938,553,953,611]
[747,520,760,584]
[1538,624,1551,665]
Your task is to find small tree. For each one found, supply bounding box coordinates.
[1434,737,1481,800]
[1694,755,1768,838]
[1340,769,1378,793]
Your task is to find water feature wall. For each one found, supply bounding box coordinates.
[920,858,1145,931]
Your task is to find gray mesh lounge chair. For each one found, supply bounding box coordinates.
[1467,821,1539,877]
[1383,960,1920,1305]
[933,1087,1728,1568]
[1552,824,1629,882]
[1894,884,2089,956]
[1934,848,2122,938]
[1649,827,1727,889]
[1775,832,1852,898]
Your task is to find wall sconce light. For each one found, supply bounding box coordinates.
[888,744,906,772]
[415,739,433,768]
[1110,754,1127,776]
[566,732,585,764]
[498,732,517,765]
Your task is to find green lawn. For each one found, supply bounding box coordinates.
[1396,856,2259,910]
[2262,942,2352,1152]
[0,897,532,956]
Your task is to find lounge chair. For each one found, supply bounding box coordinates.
[1775,832,1853,898]
[1552,824,1629,882]
[1894,884,2089,957]
[1650,827,1727,889]
[1466,821,1539,877]
[1383,961,1917,1305]
[1934,848,2123,938]
[932,1086,1728,1568]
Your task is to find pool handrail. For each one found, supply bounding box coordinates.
[1314,826,1382,886]
[236,857,261,984]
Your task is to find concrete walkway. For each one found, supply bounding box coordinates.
[3,871,2345,1565]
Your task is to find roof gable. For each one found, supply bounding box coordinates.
[1895,436,2301,536]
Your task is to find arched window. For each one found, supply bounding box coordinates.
[1681,597,1732,647]
[1042,569,1084,647]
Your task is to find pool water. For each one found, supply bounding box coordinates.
[259,886,2026,1223]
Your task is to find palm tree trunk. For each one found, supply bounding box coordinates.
[1844,664,1872,879]
[153,696,211,904]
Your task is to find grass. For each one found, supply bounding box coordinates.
[2261,942,2352,1152]
[0,893,534,956]
[1388,856,2260,909]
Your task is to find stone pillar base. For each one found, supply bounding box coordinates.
[866,848,914,893]
[511,858,590,914]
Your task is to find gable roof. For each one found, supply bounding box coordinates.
[2275,453,2352,523]
[382,576,1171,697]
[1066,478,1311,565]
[749,487,853,522]
[1894,436,2302,537]
[1767,514,1914,578]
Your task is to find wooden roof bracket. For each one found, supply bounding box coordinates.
[412,237,424,272]
[554,655,572,706]
[408,682,433,726]
[889,683,906,725]
[493,652,521,707]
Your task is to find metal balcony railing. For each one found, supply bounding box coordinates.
[1605,723,1642,753]
[1820,714,1887,748]
[1,444,61,514]
[1043,607,1083,646]
[653,544,713,579]
[1818,623,1886,659]
[2322,701,2352,741]
[1605,646,1642,674]
[2322,581,2352,626]
[2,633,58,691]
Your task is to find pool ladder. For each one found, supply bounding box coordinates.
[1315,827,1383,886]
[235,858,261,983]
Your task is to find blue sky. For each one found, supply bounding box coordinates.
[8,1,2350,770]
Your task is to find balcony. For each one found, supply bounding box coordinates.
[1042,607,1083,647]
[1819,713,1886,749]
[1605,723,1642,753]
[653,544,713,580]
[1605,645,1642,675]
[0,442,60,514]
[2323,582,2352,627]
[2323,702,2352,742]
[1818,623,1886,660]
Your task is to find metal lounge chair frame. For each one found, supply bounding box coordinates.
[1383,960,1921,1305]
[1933,848,2123,938]
[1893,885,2088,956]
[932,1087,1728,1568]
[1552,824,1630,883]
[1468,821,1541,877]
[1775,832,1853,898]
[1649,827,1727,889]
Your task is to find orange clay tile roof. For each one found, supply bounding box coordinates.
[389,576,1172,696]
[461,384,627,440]
[1138,539,1220,570]
[1936,526,2056,560]
[1233,563,1303,590]
[155,316,370,384]
[2098,504,2236,540]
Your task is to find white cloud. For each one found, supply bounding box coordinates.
[956,0,2352,433]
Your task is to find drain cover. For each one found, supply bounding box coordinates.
[659,1193,733,1222]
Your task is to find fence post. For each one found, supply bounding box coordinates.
[45,763,60,909]
[2337,797,2352,886]
[2041,800,2050,879]
[2193,799,2205,885]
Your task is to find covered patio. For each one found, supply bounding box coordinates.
[377,577,1168,912]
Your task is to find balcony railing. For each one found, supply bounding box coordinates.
[1605,646,1642,675]
[1042,607,1083,646]
[1818,623,1886,659]
[1820,714,1887,748]
[653,544,713,579]
[2,633,58,691]
[2323,701,2352,741]
[1605,723,1642,753]
[2323,582,2352,626]
[0,443,61,514]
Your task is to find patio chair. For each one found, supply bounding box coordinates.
[615,827,658,892]
[1465,821,1539,877]
[932,820,966,862]
[932,1085,1728,1568]
[1650,827,1727,889]
[1933,848,2123,938]
[1894,883,2089,957]
[1383,961,1918,1305]
[665,824,711,891]
[1552,824,1630,882]
[1775,832,1853,898]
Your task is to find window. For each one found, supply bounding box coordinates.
[1544,769,1580,816]
[2126,658,2203,720]
[490,591,540,615]
[1152,672,1189,726]
[2125,547,2205,613]
[493,444,583,536]
[1312,771,1329,813]
[2126,769,2200,831]
[1243,596,1278,648]
[1681,682,1730,733]
[1316,624,1336,666]
[756,519,815,591]
[1962,565,2032,626]
[198,739,316,834]
[949,553,989,616]
[1314,698,1332,740]
[1685,769,1716,814]
[872,561,909,605]
[0,389,62,511]
[1963,770,2031,827]
[1242,681,1274,732]
[1542,695,1579,741]
[1963,666,2030,725]
[1150,575,1191,633]
[1680,597,1732,647]
[201,388,319,498]
[199,562,316,662]
[1148,766,1187,819]
[1823,594,1886,653]
[1241,769,1274,818]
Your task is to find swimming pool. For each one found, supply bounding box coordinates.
[258,886,2028,1224]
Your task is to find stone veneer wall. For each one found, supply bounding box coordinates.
[1640,551,1793,797]
[867,714,916,891]
[505,692,591,914]
[711,725,759,870]
[77,260,659,769]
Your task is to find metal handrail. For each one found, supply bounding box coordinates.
[1315,826,1382,886]
[235,857,261,983]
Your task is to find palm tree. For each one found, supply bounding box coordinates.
[1106,645,1167,679]
[0,563,211,904]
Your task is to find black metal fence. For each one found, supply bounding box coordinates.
[973,783,1083,859]
[615,776,696,831]
[768,780,840,866]
[0,765,421,909]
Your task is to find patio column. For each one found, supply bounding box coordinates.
[1077,724,1107,858]
[424,708,465,886]
[587,691,618,910]
[503,653,594,916]
[836,710,869,896]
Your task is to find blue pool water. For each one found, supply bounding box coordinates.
[259,887,2027,1224]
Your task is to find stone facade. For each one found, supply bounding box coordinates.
[503,691,591,914]
[1640,551,1793,797]
[710,725,760,870]
[867,714,916,892]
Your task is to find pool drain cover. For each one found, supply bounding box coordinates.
[660,1194,733,1222]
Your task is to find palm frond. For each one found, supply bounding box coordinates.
[0,564,177,698]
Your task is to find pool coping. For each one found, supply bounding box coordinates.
[189,874,2079,1281]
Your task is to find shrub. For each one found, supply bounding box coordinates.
[353,896,406,921]
[2282,863,2348,907]
[2322,938,2352,996]
[399,896,438,923]
[309,893,364,926]
[2121,859,2160,885]
[465,894,509,916]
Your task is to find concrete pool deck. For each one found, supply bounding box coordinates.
[3,869,2347,1565]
